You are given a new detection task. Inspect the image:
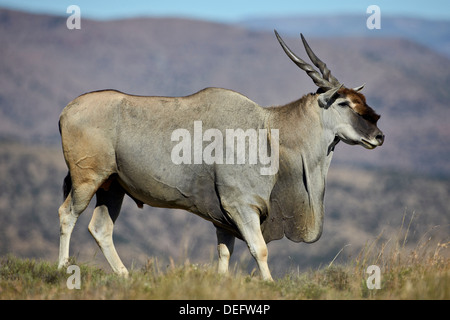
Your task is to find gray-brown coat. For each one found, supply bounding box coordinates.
[57,32,384,280]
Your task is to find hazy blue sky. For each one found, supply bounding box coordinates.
[1,0,450,21]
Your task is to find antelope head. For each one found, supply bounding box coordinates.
[275,31,384,149]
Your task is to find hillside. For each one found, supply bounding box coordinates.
[0,141,448,275]
[240,15,450,58]
[1,9,450,176]
[0,9,449,275]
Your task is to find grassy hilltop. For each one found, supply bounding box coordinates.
[1,226,448,300]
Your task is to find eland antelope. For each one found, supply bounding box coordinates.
[57,31,384,281]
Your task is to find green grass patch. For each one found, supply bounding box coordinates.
[1,216,448,299]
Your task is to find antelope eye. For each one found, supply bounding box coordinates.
[338,101,349,107]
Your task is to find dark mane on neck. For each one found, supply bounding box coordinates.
[268,92,317,113]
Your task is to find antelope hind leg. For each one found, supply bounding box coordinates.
[88,180,128,276]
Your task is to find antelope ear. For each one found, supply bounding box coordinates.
[353,83,365,92]
[318,85,342,108]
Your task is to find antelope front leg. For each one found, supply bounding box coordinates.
[231,210,273,281]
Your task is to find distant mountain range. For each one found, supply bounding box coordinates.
[1,8,449,176]
[240,15,450,58]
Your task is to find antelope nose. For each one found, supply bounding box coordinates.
[376,133,385,145]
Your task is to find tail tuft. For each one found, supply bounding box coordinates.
[63,172,72,199]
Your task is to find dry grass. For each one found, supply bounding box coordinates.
[1,219,448,300]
